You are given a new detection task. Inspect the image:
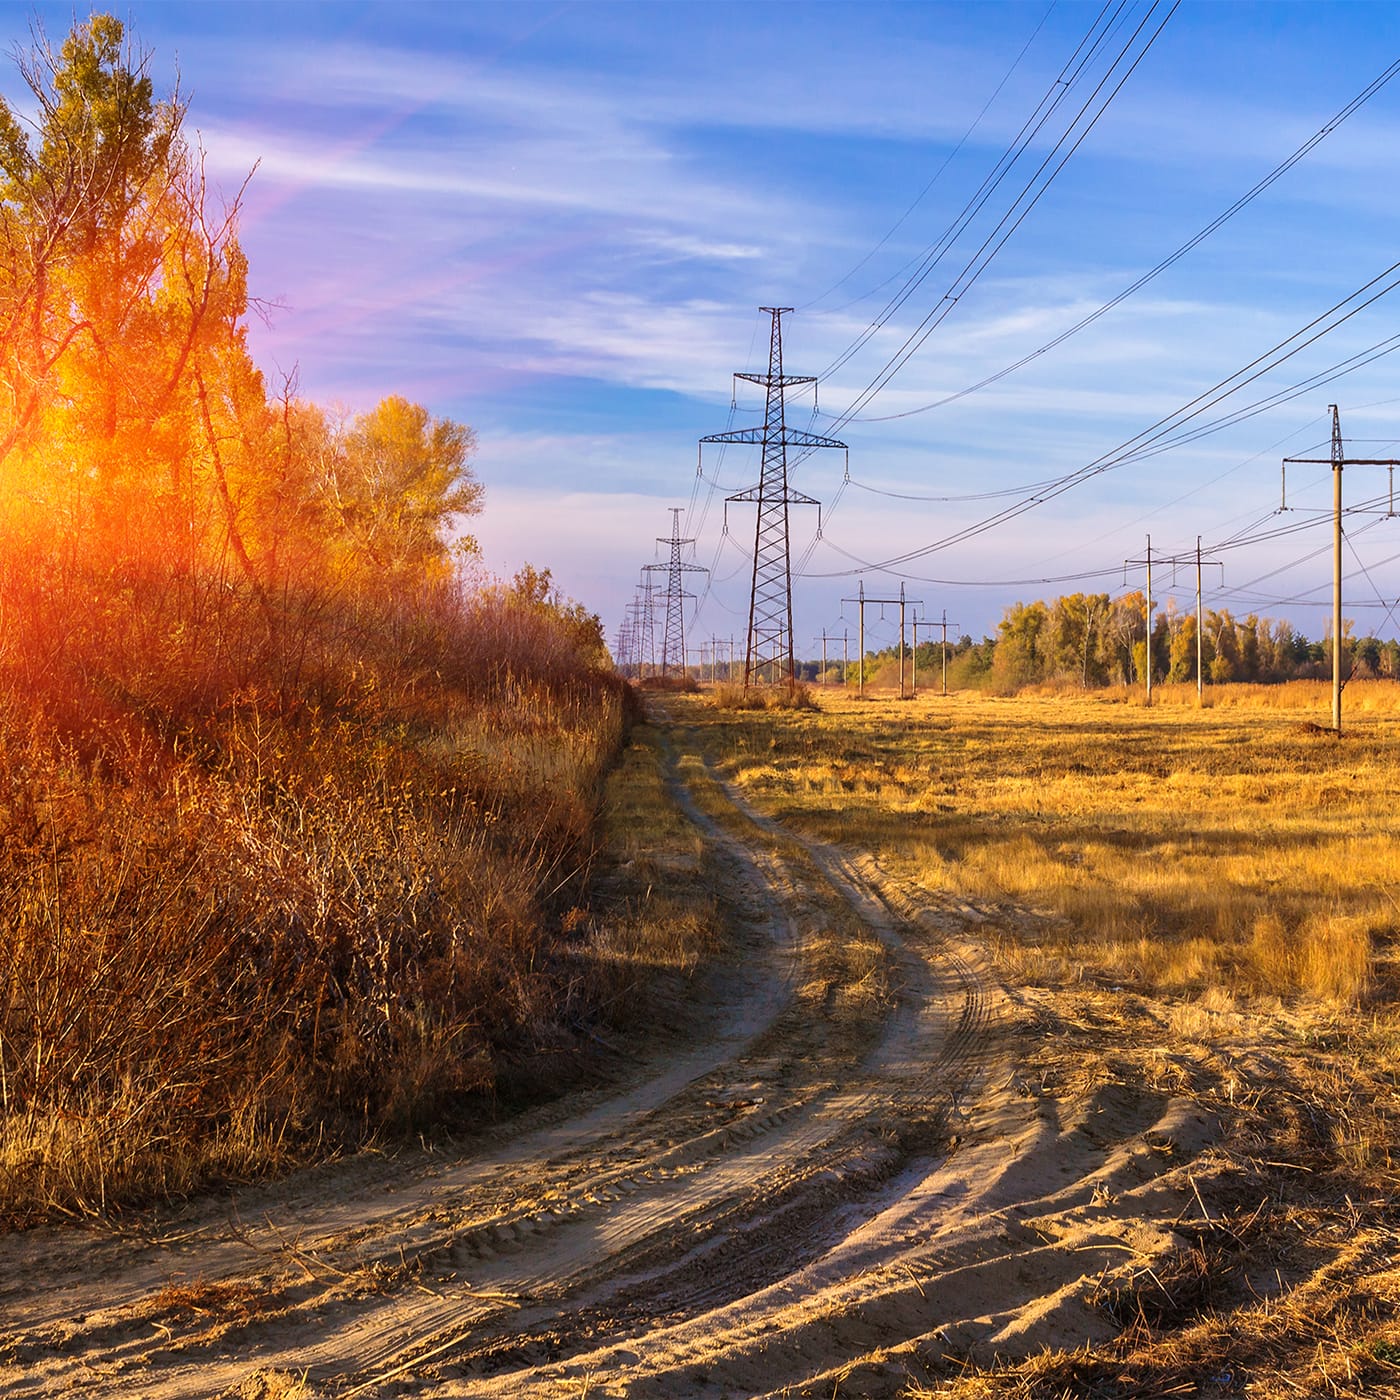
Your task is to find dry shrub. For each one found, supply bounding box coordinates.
[711,680,818,712]
[0,545,633,1223]
[638,672,699,693]
[1301,913,1373,1004]
[1249,911,1374,1005]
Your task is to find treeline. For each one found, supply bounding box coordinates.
[822,591,1397,691]
[0,19,623,1221]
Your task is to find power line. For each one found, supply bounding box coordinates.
[800,0,1060,316]
[802,255,1400,579]
[820,1,1179,433]
[833,55,1400,425]
[814,0,1133,385]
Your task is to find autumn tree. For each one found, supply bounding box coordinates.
[992,599,1049,690]
[1167,611,1201,682]
[1098,591,1145,686]
[1047,592,1110,687]
[0,14,487,719]
[0,13,273,598]
[316,395,481,589]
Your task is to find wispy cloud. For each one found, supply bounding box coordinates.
[35,0,1399,638]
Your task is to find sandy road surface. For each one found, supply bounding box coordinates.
[0,731,1218,1399]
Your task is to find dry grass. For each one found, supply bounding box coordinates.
[0,556,644,1226]
[667,684,1400,1398]
[710,680,820,712]
[673,685,1400,1009]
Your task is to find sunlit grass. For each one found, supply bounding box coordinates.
[0,562,637,1225]
[673,684,1400,1008]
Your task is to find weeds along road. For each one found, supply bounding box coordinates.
[0,710,1218,1399]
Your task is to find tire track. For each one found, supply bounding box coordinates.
[1,726,985,1399]
[0,721,1217,1400]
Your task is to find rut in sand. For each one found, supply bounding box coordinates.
[0,725,1219,1399]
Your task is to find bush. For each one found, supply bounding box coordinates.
[0,557,629,1222]
[711,680,819,712]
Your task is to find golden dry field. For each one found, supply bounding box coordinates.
[688,680,1400,1009]
[666,681,1400,1398]
[8,681,1400,1397]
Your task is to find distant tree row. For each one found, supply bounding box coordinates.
[805,590,1399,691]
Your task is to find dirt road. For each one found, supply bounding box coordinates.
[0,730,1218,1398]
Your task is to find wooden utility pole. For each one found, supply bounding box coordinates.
[1141,541,1222,701]
[898,584,907,699]
[1283,405,1400,734]
[913,610,960,697]
[1195,539,1205,703]
[858,581,864,698]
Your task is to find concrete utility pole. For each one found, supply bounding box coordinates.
[1124,536,1154,705]
[1283,405,1400,734]
[701,308,847,686]
[842,580,923,699]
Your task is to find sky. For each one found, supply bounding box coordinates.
[8,0,1400,656]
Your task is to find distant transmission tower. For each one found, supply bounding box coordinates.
[702,308,847,685]
[614,614,634,675]
[635,576,659,678]
[644,508,708,677]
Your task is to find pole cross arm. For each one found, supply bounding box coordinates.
[727,484,819,506]
[701,426,848,450]
[1284,456,1400,466]
[734,372,817,389]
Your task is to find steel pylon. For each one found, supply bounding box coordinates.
[644,508,708,677]
[702,308,846,685]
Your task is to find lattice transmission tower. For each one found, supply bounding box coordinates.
[645,508,708,677]
[702,308,847,686]
[614,614,634,675]
[633,577,659,678]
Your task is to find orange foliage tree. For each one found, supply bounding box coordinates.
[0,15,483,716]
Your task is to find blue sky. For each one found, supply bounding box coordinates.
[9,0,1400,651]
